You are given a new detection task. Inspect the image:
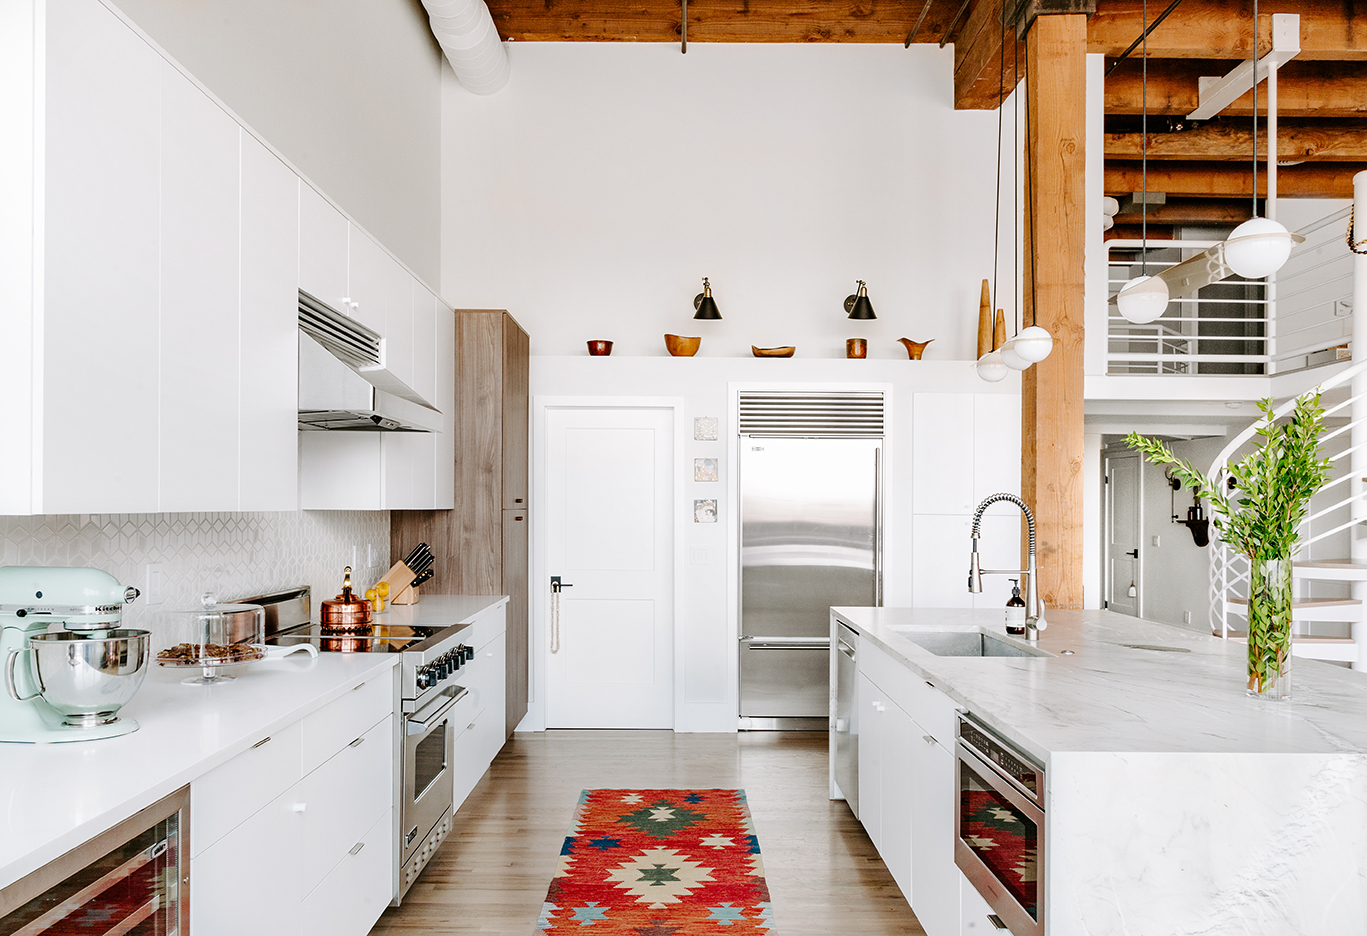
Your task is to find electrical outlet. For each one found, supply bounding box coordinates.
[1152,535,1161,547]
[351,544,359,570]
[366,543,379,567]
[691,548,710,565]
[144,563,165,605]
[1335,298,1352,317]
[1184,610,1192,624]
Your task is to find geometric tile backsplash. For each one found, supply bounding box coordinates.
[0,510,390,647]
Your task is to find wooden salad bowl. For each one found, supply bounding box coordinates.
[752,346,796,358]
[664,334,701,357]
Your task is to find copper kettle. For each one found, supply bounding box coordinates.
[319,567,373,630]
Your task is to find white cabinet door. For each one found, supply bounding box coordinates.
[239,134,300,510]
[411,286,438,408]
[880,698,915,903]
[191,784,304,936]
[960,869,999,935]
[299,183,349,314]
[434,301,456,509]
[913,394,975,515]
[383,264,416,396]
[299,433,382,509]
[299,808,395,936]
[159,65,241,512]
[911,735,961,936]
[973,394,1021,502]
[382,432,432,509]
[913,516,974,609]
[41,0,161,513]
[345,226,390,334]
[857,672,882,850]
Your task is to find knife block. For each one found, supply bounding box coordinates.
[376,561,416,604]
[391,584,419,605]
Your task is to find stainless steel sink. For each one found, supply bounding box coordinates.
[899,630,1052,658]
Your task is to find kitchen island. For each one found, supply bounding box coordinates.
[832,606,1367,936]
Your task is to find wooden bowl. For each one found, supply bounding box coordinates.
[664,334,701,357]
[752,346,796,358]
[586,340,613,356]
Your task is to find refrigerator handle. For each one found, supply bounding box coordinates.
[874,444,883,607]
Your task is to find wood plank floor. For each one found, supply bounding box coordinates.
[372,730,925,935]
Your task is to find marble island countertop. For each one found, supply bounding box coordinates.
[833,606,1367,764]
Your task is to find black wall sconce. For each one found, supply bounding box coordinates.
[845,281,876,320]
[693,277,721,320]
[1167,472,1210,548]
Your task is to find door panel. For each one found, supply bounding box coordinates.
[1106,455,1141,616]
[546,407,674,728]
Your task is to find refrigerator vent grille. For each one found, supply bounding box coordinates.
[738,392,884,437]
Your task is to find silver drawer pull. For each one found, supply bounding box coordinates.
[251,736,271,749]
[352,682,366,691]
[349,842,365,856]
[349,736,365,747]
[922,735,936,745]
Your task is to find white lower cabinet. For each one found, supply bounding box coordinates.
[857,639,965,936]
[191,670,397,936]
[453,627,507,809]
[960,868,1000,935]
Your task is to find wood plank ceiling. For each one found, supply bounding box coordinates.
[484,0,1367,236]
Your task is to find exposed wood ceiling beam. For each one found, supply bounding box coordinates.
[1106,120,1367,161]
[953,0,1028,109]
[1088,0,1367,60]
[1109,197,1253,223]
[1105,60,1367,118]
[483,1,967,44]
[1105,160,1365,198]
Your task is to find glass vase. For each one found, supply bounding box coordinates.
[1246,557,1292,700]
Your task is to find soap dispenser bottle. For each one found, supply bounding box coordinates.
[1005,579,1027,636]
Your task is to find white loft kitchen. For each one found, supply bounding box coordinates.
[2,2,1366,936]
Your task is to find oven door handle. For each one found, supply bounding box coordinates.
[407,685,467,735]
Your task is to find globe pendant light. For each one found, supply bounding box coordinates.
[1013,325,1053,363]
[1117,0,1170,326]
[1221,0,1301,280]
[1000,338,1029,370]
[975,350,1008,382]
[693,277,722,320]
[1116,274,1170,325]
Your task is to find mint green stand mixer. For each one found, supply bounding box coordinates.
[1,566,149,742]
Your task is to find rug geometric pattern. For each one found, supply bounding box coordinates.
[536,789,773,933]
[961,789,1037,918]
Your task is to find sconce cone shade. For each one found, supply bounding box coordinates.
[693,277,722,320]
[1000,339,1030,371]
[846,281,876,320]
[1223,217,1302,279]
[1117,274,1169,325]
[975,350,1009,383]
[1013,325,1053,363]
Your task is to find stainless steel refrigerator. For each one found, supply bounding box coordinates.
[739,435,881,729]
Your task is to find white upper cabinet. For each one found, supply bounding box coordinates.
[912,394,976,515]
[299,184,350,315]
[159,63,241,512]
[239,136,301,511]
[434,299,455,510]
[39,0,162,514]
[344,227,390,335]
[411,286,438,408]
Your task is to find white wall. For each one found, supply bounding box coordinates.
[527,357,1021,732]
[111,0,444,284]
[441,43,1017,359]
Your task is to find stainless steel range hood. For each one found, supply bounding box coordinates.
[298,291,442,432]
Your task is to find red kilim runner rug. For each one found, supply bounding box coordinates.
[536,789,773,934]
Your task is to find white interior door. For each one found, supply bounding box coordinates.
[1106,454,1142,616]
[545,407,674,728]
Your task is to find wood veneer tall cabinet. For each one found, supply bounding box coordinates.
[392,311,530,740]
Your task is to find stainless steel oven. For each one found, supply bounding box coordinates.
[399,683,470,898]
[955,714,1045,936]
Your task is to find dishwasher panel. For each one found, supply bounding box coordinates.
[833,622,859,816]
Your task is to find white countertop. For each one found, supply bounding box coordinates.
[0,593,508,890]
[833,606,1367,763]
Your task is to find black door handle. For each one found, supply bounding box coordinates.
[1126,549,1139,558]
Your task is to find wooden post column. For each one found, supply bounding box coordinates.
[1021,13,1087,609]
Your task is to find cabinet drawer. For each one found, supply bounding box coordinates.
[300,714,394,895]
[468,604,506,652]
[861,638,961,747]
[302,670,394,774]
[300,808,394,936]
[191,719,302,857]
[191,784,304,936]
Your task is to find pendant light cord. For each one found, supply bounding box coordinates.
[1252,0,1259,219]
[1025,34,1038,329]
[1141,0,1148,276]
[991,3,1006,346]
[1014,23,1019,336]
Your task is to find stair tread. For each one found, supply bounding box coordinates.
[1216,630,1356,644]
[1226,597,1363,608]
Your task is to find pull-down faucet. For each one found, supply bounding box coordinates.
[968,493,1048,641]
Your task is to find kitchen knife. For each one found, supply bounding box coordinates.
[410,568,434,588]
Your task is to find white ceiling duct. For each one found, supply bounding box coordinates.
[420,0,509,95]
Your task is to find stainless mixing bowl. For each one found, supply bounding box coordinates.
[27,629,151,726]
